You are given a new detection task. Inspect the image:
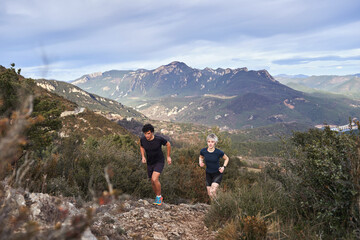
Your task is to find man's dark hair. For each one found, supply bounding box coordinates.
[142,123,154,133]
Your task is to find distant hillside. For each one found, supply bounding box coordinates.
[0,65,138,144]
[275,74,360,99]
[70,62,360,129]
[36,79,147,122]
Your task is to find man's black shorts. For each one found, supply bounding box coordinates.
[206,171,223,186]
[147,161,165,178]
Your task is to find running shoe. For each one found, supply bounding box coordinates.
[157,196,163,206]
[153,196,163,205]
[153,196,160,205]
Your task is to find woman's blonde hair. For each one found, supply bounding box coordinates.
[206,133,218,143]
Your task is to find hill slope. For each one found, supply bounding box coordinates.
[36,79,146,122]
[275,74,360,99]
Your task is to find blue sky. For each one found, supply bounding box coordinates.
[1,0,360,81]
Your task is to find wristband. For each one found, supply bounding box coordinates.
[223,165,226,168]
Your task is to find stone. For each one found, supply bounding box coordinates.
[1,182,217,240]
[153,232,167,240]
[81,227,97,240]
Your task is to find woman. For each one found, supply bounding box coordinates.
[199,133,229,198]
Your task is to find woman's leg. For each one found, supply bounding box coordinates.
[207,186,211,196]
[210,182,219,198]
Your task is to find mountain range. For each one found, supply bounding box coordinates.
[67,62,360,129]
[72,61,294,102]
[275,74,360,99]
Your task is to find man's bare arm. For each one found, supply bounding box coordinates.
[166,141,172,165]
[140,145,146,164]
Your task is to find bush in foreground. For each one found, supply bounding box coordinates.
[206,127,360,239]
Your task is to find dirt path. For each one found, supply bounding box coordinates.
[90,198,217,240]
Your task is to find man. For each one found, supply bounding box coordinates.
[140,123,171,205]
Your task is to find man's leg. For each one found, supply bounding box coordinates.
[151,171,161,196]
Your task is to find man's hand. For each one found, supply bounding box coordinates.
[141,157,146,164]
[167,156,172,165]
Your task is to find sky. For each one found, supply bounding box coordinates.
[1,0,360,81]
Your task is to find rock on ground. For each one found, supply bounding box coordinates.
[2,185,217,240]
[90,198,217,240]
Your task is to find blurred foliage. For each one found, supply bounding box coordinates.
[0,65,93,240]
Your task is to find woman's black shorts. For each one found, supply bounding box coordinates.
[206,171,223,186]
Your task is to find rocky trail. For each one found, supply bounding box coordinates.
[2,185,217,240]
[91,198,217,240]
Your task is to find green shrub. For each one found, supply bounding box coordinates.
[46,176,82,197]
[240,215,267,240]
[26,97,63,152]
[71,135,142,199]
[204,169,301,239]
[217,220,239,240]
[0,66,33,116]
[160,146,209,203]
[266,126,360,237]
[205,190,242,229]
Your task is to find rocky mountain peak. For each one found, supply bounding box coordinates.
[153,61,192,75]
[135,69,149,73]
[165,61,192,72]
[237,67,249,72]
[257,69,277,82]
[167,61,188,67]
[71,72,103,85]
[88,72,103,78]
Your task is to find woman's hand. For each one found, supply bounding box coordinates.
[219,166,225,173]
[167,156,172,165]
[199,156,205,167]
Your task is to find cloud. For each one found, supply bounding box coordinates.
[1,0,360,80]
[273,56,360,65]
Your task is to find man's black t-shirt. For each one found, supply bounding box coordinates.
[140,135,168,165]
